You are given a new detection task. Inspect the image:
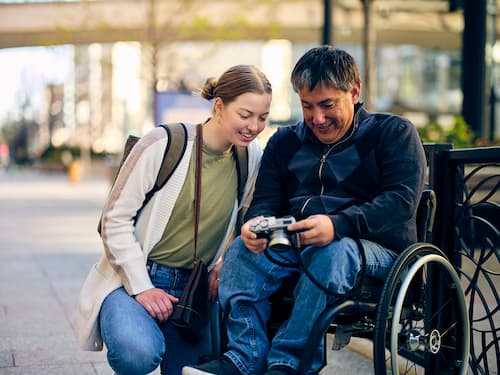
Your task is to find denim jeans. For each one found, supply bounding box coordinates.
[99,261,212,375]
[218,236,397,374]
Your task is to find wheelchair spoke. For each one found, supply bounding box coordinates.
[373,245,469,375]
[400,360,420,375]
[440,321,457,338]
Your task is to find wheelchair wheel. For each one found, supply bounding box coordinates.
[373,243,469,375]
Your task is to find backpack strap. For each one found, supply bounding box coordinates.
[141,122,188,210]
[99,123,188,236]
[233,145,248,204]
[233,145,248,233]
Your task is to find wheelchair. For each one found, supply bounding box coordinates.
[211,190,470,375]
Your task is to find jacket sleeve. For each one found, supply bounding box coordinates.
[100,127,168,296]
[332,117,426,245]
[245,127,295,221]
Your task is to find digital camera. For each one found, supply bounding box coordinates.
[250,216,297,251]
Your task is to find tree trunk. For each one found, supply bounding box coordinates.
[361,0,376,111]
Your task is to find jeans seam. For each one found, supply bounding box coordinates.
[225,352,250,375]
[268,360,297,371]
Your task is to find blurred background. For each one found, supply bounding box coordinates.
[0,0,499,179]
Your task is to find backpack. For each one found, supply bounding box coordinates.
[97,122,248,236]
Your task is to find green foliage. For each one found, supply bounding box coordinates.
[38,144,111,163]
[0,118,38,165]
[418,114,475,148]
[38,144,81,163]
[447,115,476,148]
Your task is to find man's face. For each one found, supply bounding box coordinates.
[298,82,361,145]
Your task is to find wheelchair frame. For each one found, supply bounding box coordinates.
[213,190,470,375]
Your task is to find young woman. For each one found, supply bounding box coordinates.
[74,65,272,375]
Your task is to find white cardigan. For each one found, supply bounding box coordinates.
[74,123,262,350]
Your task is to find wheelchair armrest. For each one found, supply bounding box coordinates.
[416,189,436,242]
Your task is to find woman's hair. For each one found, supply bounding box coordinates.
[200,64,272,105]
[291,45,360,93]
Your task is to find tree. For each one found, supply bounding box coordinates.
[361,0,376,111]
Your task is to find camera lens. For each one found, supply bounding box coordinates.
[269,229,292,252]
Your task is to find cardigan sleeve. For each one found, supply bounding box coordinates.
[100,127,168,295]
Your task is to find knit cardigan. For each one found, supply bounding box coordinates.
[74,123,262,350]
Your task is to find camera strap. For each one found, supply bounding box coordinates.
[264,237,367,297]
[297,237,367,298]
[263,232,301,268]
[264,249,299,268]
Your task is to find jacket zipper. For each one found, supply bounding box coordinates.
[300,121,358,217]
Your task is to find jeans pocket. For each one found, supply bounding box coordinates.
[148,262,190,297]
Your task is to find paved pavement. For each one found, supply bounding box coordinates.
[0,169,375,375]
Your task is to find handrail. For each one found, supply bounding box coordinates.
[423,143,499,375]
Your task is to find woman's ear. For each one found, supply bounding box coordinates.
[213,97,223,116]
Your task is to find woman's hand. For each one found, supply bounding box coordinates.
[241,217,269,254]
[134,288,179,322]
[208,260,222,301]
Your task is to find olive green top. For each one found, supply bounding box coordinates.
[148,142,237,269]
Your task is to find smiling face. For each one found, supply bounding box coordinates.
[298,82,360,145]
[215,92,271,148]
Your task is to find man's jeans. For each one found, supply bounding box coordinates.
[99,261,211,375]
[218,236,397,374]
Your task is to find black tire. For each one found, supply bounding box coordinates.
[373,243,469,375]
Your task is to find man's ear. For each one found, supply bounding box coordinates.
[351,82,362,104]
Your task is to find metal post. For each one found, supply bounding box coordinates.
[462,0,487,139]
[488,0,497,142]
[322,0,332,45]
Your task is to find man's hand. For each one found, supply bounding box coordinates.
[134,288,179,322]
[241,217,269,254]
[288,214,335,247]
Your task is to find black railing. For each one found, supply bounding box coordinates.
[424,143,499,375]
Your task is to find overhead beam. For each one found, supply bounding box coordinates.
[0,0,468,50]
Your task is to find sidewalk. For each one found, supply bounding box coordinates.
[0,170,374,375]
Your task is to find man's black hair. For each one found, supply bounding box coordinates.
[291,45,360,92]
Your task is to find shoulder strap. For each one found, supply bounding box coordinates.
[233,145,248,204]
[154,123,187,191]
[142,122,188,207]
[233,145,248,233]
[193,124,203,263]
[98,123,188,235]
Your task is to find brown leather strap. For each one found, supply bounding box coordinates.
[193,124,203,263]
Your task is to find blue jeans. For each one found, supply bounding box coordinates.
[218,237,397,374]
[99,261,212,375]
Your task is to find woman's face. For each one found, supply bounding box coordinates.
[216,92,271,148]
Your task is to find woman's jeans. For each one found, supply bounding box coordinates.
[218,236,397,375]
[99,261,211,375]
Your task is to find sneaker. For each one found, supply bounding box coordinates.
[182,357,241,375]
[264,365,296,375]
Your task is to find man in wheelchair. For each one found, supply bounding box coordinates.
[183,46,426,375]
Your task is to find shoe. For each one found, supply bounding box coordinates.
[182,357,241,375]
[264,365,296,375]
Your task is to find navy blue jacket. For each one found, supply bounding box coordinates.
[246,104,426,252]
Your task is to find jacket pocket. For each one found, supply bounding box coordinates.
[77,261,114,319]
[78,264,106,319]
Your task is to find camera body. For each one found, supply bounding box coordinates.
[250,216,297,250]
